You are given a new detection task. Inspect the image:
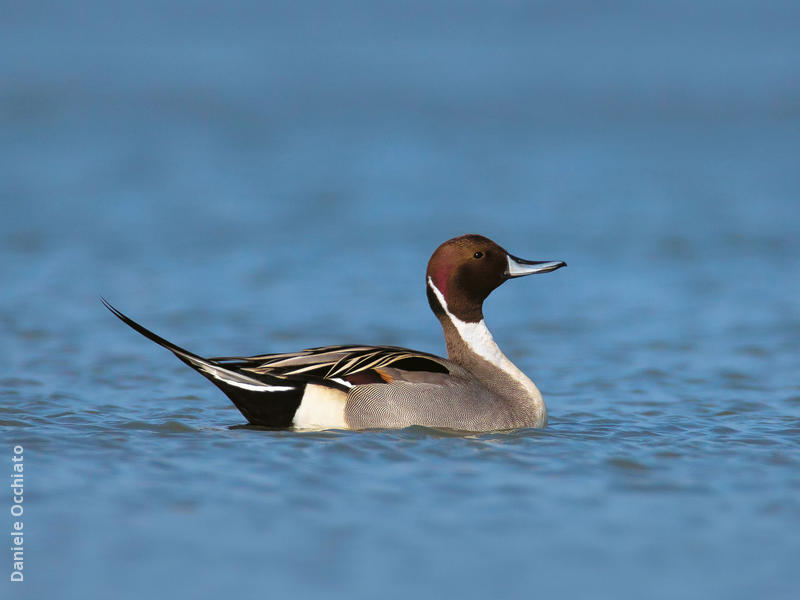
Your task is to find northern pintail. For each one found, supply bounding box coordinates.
[103,234,566,431]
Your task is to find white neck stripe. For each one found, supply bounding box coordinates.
[427,277,502,364]
[426,277,535,385]
[426,277,544,424]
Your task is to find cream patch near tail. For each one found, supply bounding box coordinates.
[292,384,348,430]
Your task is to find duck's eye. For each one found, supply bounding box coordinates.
[473,251,484,259]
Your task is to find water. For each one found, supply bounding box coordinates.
[3,2,800,598]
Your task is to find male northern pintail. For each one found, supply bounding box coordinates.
[103,234,566,431]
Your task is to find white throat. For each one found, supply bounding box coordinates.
[426,277,541,398]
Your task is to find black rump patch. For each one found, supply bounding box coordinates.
[205,377,304,428]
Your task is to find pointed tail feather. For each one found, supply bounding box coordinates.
[101,298,307,426]
[101,297,203,361]
[100,298,291,392]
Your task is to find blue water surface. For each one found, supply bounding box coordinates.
[2,2,799,598]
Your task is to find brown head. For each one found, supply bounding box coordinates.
[426,234,566,323]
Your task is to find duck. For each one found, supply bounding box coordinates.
[103,234,566,431]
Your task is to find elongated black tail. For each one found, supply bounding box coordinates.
[101,297,205,363]
[101,298,304,426]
